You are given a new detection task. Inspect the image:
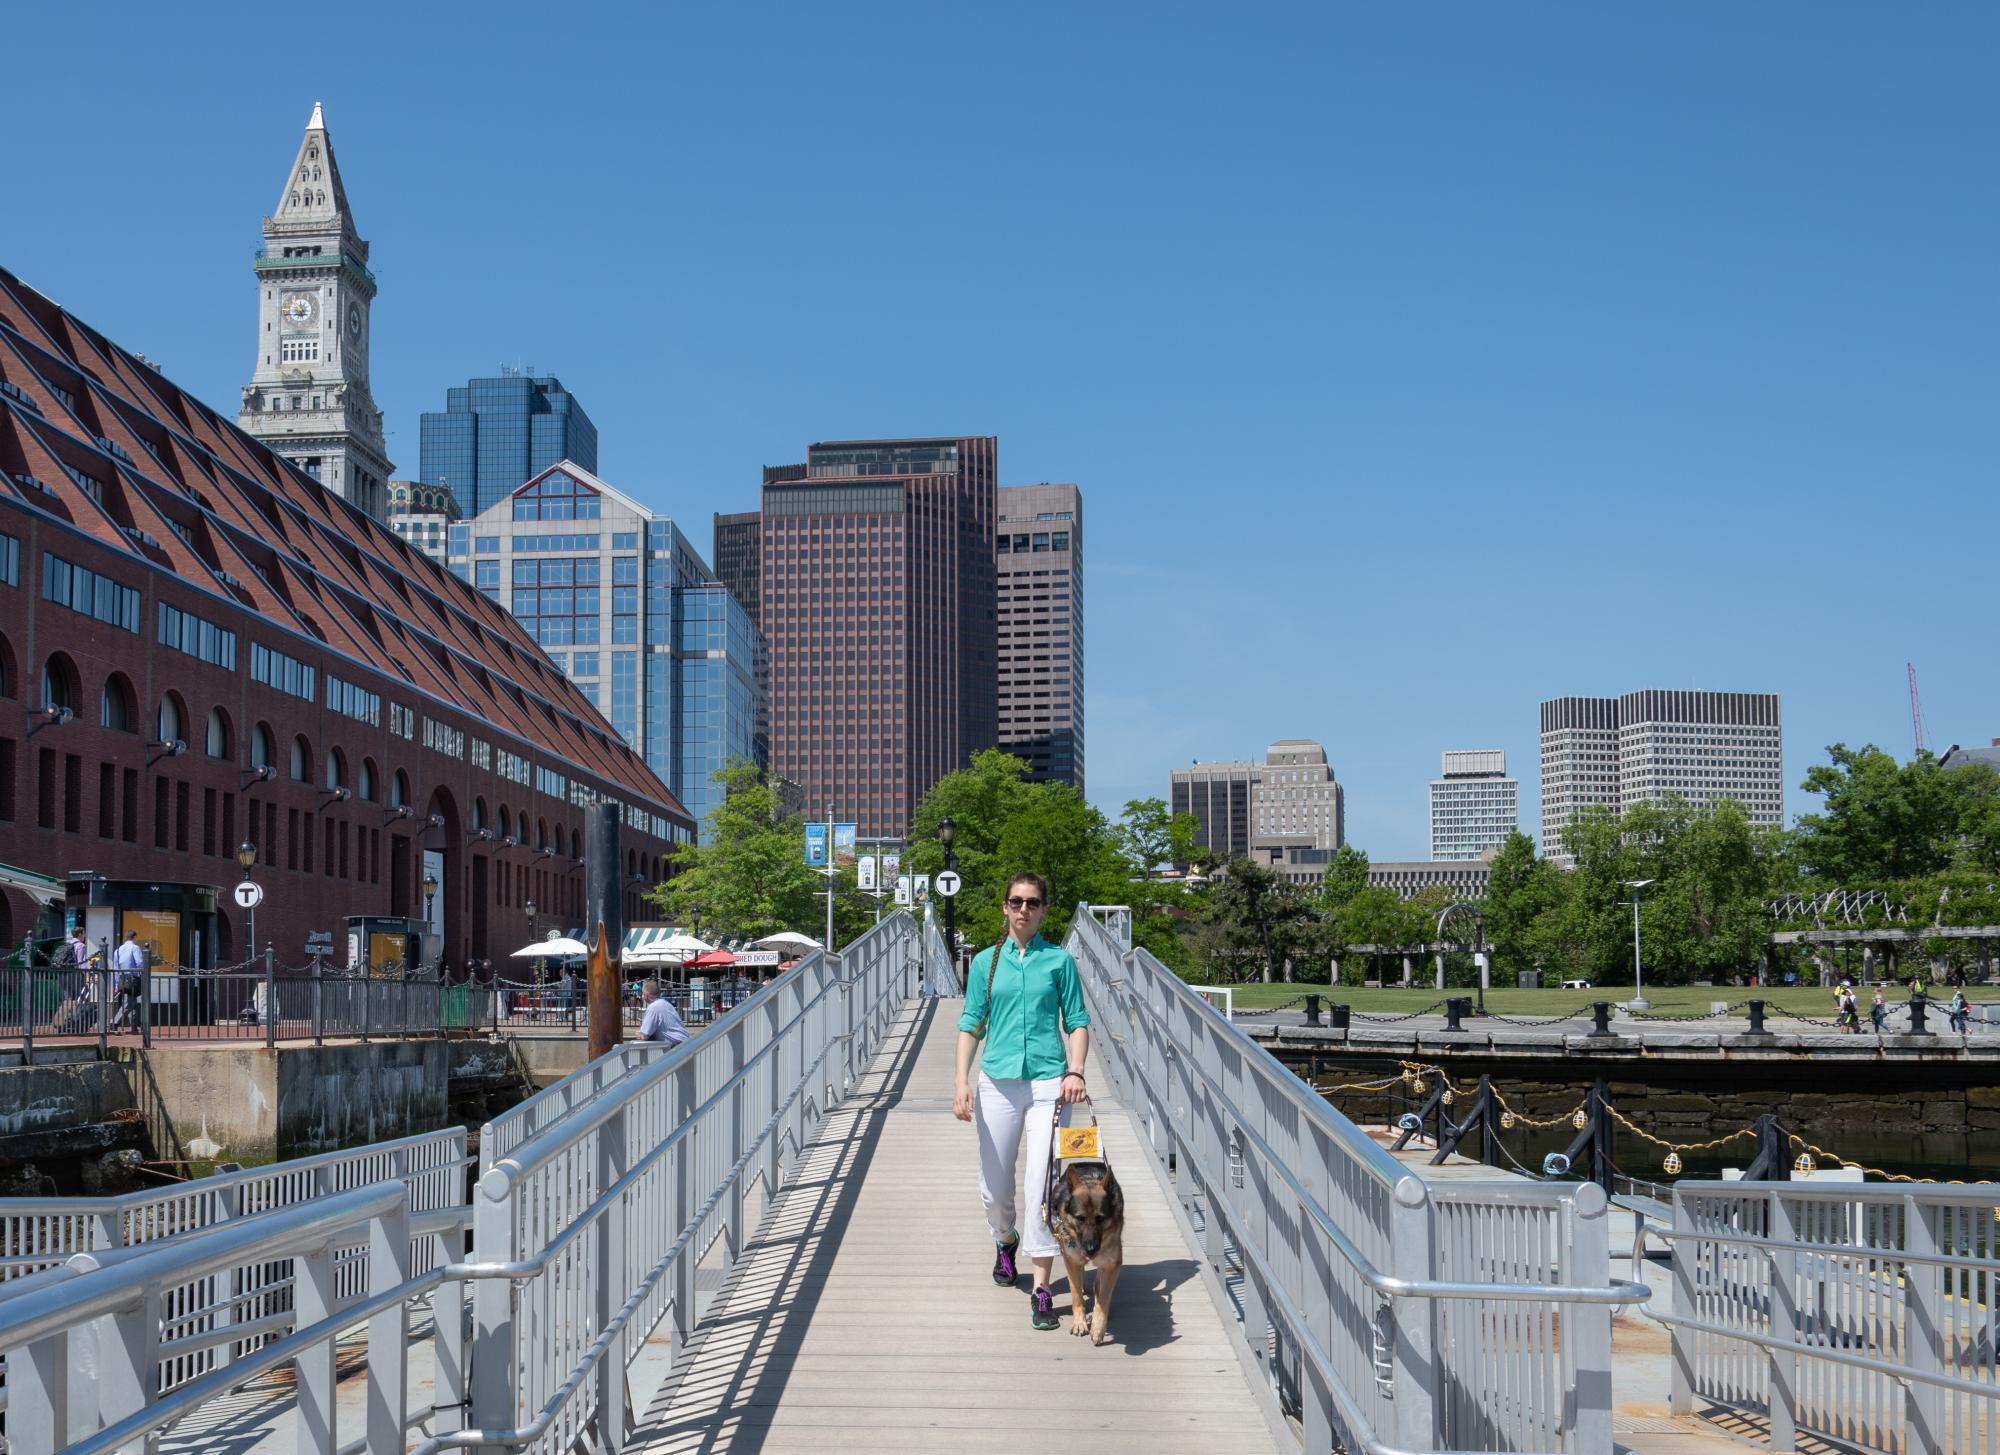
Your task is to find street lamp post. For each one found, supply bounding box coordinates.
[525,897,539,989]
[421,870,439,975]
[939,816,958,983]
[236,841,259,959]
[1625,878,1657,1010]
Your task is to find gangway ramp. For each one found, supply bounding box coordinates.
[626,997,1284,1453]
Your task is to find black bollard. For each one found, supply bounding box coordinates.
[1329,1002,1351,1031]
[1443,996,1468,1033]
[1744,999,1767,1035]
[1304,994,1322,1028]
[1908,995,1932,1036]
[1589,1000,1615,1037]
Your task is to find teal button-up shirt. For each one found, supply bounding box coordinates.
[959,933,1090,1082]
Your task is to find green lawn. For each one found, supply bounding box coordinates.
[1212,982,1887,1018]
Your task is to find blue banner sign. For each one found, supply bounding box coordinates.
[804,822,828,867]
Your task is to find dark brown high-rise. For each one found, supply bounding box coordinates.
[760,438,997,838]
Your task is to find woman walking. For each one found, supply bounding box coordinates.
[953,873,1091,1331]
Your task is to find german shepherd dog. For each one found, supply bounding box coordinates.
[1049,1161,1125,1344]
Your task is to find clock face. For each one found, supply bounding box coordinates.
[283,293,317,327]
[347,304,363,340]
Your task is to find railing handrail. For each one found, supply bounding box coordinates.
[0,1181,404,1352]
[0,1126,464,1218]
[1069,907,1414,1189]
[1676,1176,2000,1203]
[483,945,845,1197]
[480,1043,667,1170]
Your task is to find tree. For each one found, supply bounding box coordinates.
[644,761,876,945]
[1193,857,1320,982]
[1115,798,1200,877]
[1793,744,1959,882]
[1483,831,1558,980]
[904,749,1128,950]
[1319,844,1371,914]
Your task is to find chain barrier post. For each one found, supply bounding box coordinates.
[1302,993,1321,1027]
[1744,998,1768,1035]
[1589,1000,1615,1037]
[1907,994,1932,1036]
[1329,1000,1351,1031]
[1442,996,1468,1033]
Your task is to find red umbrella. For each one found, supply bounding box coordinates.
[685,949,739,968]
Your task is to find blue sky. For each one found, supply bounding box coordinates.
[3,6,1994,858]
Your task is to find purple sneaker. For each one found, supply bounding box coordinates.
[1031,1284,1059,1331]
[991,1233,1019,1287]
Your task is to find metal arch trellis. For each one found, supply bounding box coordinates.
[1762,888,1908,927]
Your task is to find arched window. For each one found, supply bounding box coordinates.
[207,708,232,759]
[392,770,411,809]
[157,692,186,745]
[325,748,346,792]
[42,654,79,714]
[571,828,582,860]
[290,736,311,783]
[100,673,137,733]
[0,632,15,700]
[473,798,489,831]
[499,806,512,841]
[536,819,548,852]
[359,759,377,802]
[251,723,275,771]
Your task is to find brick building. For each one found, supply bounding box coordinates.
[758,438,997,838]
[0,264,690,974]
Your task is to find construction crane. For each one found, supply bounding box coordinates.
[1908,661,1928,756]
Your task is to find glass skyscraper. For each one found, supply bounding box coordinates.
[420,371,598,518]
[449,461,763,841]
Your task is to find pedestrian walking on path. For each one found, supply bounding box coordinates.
[111,931,146,1031]
[1949,988,1970,1034]
[1870,987,1887,1033]
[953,871,1091,1332]
[1836,984,1859,1033]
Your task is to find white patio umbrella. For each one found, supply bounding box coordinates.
[511,937,591,959]
[624,931,713,965]
[752,931,821,952]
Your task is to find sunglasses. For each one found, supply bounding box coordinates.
[1005,896,1045,910]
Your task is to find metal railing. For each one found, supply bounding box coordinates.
[437,911,919,1453]
[0,956,493,1049]
[1662,1179,2000,1455]
[1068,904,1648,1455]
[479,1044,673,1174]
[481,976,761,1035]
[0,1181,443,1455]
[0,1129,468,1446]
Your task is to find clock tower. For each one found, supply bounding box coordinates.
[239,102,393,521]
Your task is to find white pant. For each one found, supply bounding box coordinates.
[976,1072,1062,1260]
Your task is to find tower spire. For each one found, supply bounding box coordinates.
[272,101,354,235]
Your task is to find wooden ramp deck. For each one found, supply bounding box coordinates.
[628,997,1285,1453]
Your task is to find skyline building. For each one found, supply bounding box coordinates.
[420,371,597,518]
[996,483,1083,788]
[759,437,998,838]
[1540,690,1783,868]
[387,478,459,564]
[1429,749,1519,861]
[237,103,393,522]
[0,263,687,971]
[712,509,768,766]
[1171,739,1344,876]
[448,462,759,841]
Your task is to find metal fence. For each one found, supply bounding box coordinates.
[1067,904,1647,1455]
[481,975,763,1035]
[0,958,494,1049]
[479,1044,674,1175]
[439,910,918,1454]
[0,1181,453,1455]
[1663,1180,2000,1455]
[0,1128,469,1448]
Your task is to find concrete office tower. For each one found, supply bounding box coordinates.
[1540,691,1783,868]
[996,483,1083,788]
[419,371,597,518]
[448,462,761,841]
[760,438,998,838]
[387,479,459,563]
[1430,750,1519,861]
[1171,739,1344,873]
[238,103,393,521]
[1171,759,1257,861]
